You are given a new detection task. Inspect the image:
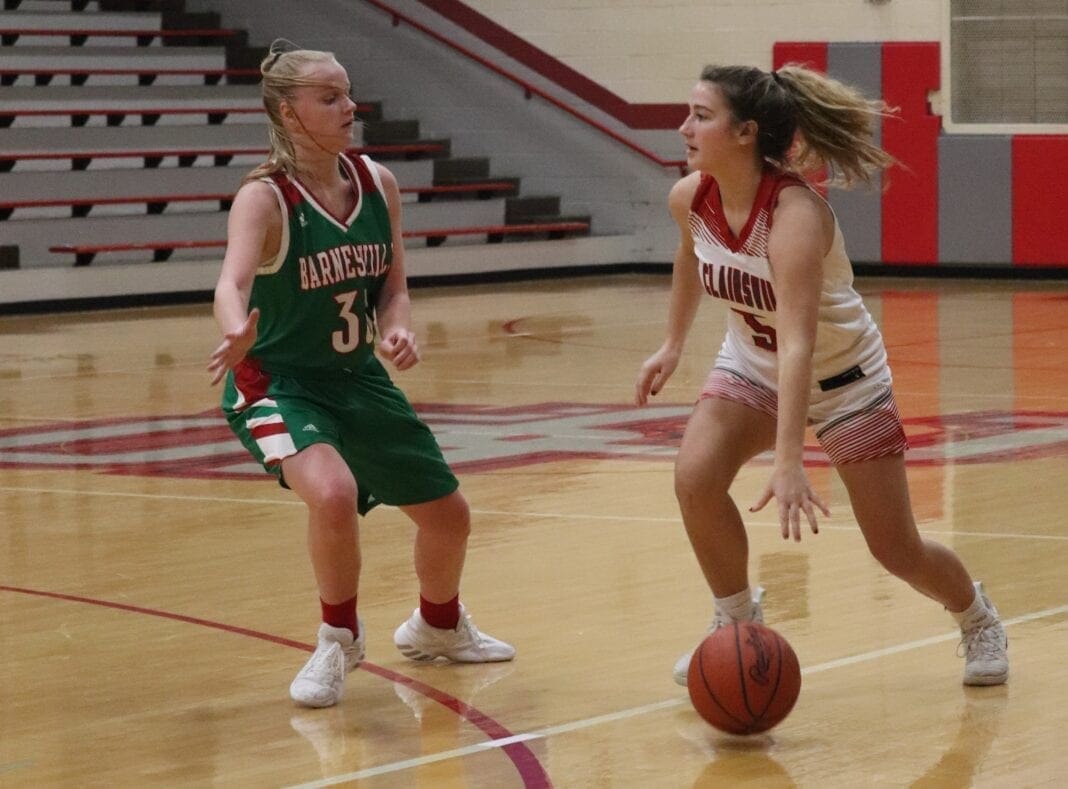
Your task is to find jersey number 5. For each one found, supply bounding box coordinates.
[332,290,375,352]
[732,308,778,352]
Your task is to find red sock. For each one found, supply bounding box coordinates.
[320,595,358,637]
[420,594,460,630]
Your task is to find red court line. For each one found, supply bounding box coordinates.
[0,583,552,788]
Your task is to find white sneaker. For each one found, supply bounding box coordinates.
[393,605,515,663]
[673,587,765,686]
[959,582,1008,686]
[290,621,366,708]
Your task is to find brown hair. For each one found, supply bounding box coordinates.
[699,64,898,187]
[242,40,344,184]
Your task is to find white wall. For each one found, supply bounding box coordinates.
[464,0,941,102]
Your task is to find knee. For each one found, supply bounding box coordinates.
[446,493,471,538]
[674,460,728,513]
[673,472,700,512]
[306,477,359,523]
[418,491,470,539]
[868,538,922,580]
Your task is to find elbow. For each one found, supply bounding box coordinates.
[777,341,815,368]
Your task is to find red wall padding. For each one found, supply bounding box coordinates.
[881,43,940,265]
[772,42,827,72]
[1012,136,1068,266]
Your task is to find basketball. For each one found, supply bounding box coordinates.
[686,621,801,735]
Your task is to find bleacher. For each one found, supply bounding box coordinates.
[0,0,591,283]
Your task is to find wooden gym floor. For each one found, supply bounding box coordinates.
[1,274,1066,787]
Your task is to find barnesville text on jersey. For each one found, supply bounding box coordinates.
[297,242,390,291]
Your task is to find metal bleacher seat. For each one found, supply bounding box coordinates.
[0,1,589,272]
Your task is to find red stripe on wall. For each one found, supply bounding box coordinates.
[416,0,683,128]
[881,43,939,265]
[1012,136,1068,266]
[772,42,828,72]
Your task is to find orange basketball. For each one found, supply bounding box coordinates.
[686,621,801,735]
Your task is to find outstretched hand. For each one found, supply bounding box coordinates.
[749,464,831,542]
[207,308,260,386]
[378,328,420,371]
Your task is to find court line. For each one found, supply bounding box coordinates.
[467,507,1068,543]
[0,485,304,507]
[2,485,1066,543]
[4,484,1065,783]
[286,603,1068,788]
[0,583,551,789]
[4,364,1064,403]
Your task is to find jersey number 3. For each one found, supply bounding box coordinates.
[332,290,375,352]
[732,308,778,352]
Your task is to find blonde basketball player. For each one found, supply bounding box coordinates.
[208,41,514,709]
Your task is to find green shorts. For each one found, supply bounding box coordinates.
[222,355,458,515]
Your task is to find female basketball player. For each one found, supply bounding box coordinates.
[635,65,1008,688]
[208,41,514,709]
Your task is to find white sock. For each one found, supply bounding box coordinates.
[951,589,992,631]
[714,587,755,622]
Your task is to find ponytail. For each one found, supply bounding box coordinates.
[700,64,897,187]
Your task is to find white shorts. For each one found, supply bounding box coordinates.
[699,365,909,465]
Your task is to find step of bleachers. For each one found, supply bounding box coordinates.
[2,44,227,69]
[6,193,517,264]
[0,106,267,127]
[0,181,519,220]
[0,66,261,86]
[1,9,160,31]
[3,1,100,10]
[1,83,263,105]
[0,0,593,280]
[0,161,437,204]
[47,221,592,266]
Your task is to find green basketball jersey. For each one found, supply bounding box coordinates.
[247,153,393,376]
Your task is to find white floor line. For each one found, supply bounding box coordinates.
[1,486,1065,543]
[0,485,303,507]
[468,507,1068,543]
[287,604,1068,788]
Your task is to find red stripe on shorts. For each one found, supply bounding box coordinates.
[817,394,908,465]
[250,422,288,440]
[699,368,778,418]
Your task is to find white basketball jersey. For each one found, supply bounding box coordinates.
[689,169,887,397]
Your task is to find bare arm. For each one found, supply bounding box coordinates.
[750,186,832,538]
[206,180,280,384]
[635,172,704,405]
[372,162,419,371]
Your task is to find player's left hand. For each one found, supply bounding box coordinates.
[378,328,420,371]
[749,464,830,542]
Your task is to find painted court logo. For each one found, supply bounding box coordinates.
[0,404,1065,479]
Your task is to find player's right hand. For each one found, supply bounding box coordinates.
[207,308,260,385]
[635,346,680,406]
